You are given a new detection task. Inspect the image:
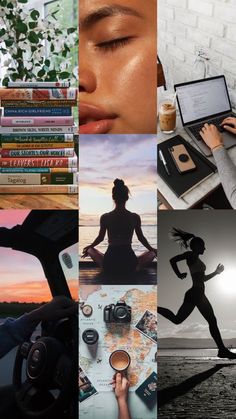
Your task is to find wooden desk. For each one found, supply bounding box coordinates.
[0,194,78,209]
[157,113,236,209]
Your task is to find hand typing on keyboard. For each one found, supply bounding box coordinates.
[199,123,224,151]
[220,117,236,135]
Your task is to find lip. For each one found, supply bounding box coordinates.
[79,102,117,134]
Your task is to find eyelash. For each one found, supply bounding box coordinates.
[95,37,132,52]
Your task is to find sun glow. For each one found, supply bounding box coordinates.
[217,269,236,294]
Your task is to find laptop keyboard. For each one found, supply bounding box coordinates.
[189,114,235,141]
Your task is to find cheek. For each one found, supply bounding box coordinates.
[99,46,157,132]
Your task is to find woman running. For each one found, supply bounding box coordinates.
[82,179,156,274]
[158,228,236,359]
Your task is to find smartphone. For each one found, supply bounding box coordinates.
[168,144,196,174]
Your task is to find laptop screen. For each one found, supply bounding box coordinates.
[175,76,231,125]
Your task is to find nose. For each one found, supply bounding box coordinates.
[79,68,97,93]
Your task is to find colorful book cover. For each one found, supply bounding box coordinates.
[8,81,70,88]
[0,156,77,168]
[4,107,72,117]
[1,142,75,150]
[1,116,74,126]
[0,133,74,142]
[0,126,75,134]
[0,167,77,173]
[0,172,78,185]
[0,88,78,101]
[1,100,78,107]
[1,148,74,157]
[0,184,78,194]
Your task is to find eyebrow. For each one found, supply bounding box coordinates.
[80,5,143,30]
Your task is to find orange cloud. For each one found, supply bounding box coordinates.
[0,279,78,303]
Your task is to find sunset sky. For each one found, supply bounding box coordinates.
[79,135,157,226]
[0,210,78,303]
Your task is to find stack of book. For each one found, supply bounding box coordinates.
[0,81,78,194]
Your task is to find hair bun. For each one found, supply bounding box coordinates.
[114,179,124,187]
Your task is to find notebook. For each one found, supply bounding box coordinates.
[158,135,216,198]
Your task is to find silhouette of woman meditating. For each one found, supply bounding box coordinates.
[158,228,236,359]
[82,179,157,274]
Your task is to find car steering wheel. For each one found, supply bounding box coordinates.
[13,318,77,419]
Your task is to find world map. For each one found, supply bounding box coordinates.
[79,285,157,392]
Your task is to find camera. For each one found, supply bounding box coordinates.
[104,300,131,323]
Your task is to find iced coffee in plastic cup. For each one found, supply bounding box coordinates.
[159,101,176,134]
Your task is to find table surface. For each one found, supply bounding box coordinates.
[0,193,78,209]
[157,112,236,209]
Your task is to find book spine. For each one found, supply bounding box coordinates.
[1,100,77,107]
[1,116,74,126]
[0,157,77,168]
[1,142,75,149]
[0,88,77,101]
[0,126,75,134]
[4,107,72,117]
[1,148,74,157]
[0,172,77,185]
[0,167,77,173]
[0,133,74,142]
[8,81,70,88]
[0,184,78,194]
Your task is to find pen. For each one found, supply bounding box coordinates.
[159,149,171,176]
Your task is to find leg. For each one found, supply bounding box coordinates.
[137,250,156,270]
[197,295,225,351]
[87,247,104,268]
[158,295,195,324]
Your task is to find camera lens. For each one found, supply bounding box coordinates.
[115,306,127,319]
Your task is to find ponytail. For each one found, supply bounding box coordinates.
[169,227,195,249]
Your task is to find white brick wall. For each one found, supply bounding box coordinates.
[158,0,236,107]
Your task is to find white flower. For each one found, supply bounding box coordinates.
[0,7,7,17]
[3,58,11,66]
[25,61,33,70]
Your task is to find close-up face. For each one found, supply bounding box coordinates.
[79,0,157,134]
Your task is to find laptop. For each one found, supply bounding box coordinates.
[174,75,236,157]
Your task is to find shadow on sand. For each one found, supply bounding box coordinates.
[158,363,234,407]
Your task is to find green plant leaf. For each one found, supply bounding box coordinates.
[37,69,45,78]
[16,21,28,34]
[30,10,40,21]
[18,0,28,3]
[2,76,10,87]
[44,59,50,67]
[46,69,57,81]
[0,28,6,37]
[28,31,39,44]
[29,21,37,29]
[5,39,14,47]
[67,28,76,34]
[60,72,70,79]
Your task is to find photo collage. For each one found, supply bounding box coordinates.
[0,0,236,419]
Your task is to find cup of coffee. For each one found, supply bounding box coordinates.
[109,350,131,372]
[159,100,176,134]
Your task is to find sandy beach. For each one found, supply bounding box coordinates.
[158,356,236,418]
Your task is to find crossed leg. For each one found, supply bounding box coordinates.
[137,250,156,271]
[86,247,104,268]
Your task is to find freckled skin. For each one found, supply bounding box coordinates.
[79,0,157,134]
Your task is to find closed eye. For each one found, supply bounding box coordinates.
[95,36,134,52]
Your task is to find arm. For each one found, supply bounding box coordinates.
[112,373,132,419]
[200,122,236,209]
[170,253,189,279]
[204,263,224,282]
[135,216,157,254]
[0,297,77,359]
[82,215,107,255]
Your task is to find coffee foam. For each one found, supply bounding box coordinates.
[110,351,130,371]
